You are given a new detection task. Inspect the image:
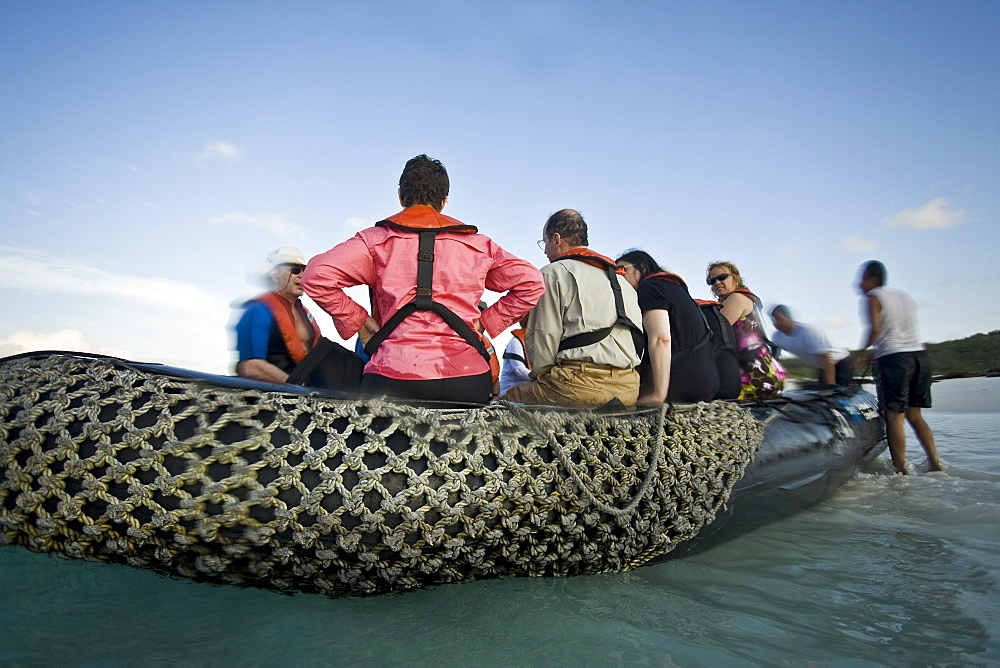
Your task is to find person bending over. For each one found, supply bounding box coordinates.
[616,249,720,404]
[770,304,853,386]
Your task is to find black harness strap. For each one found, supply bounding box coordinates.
[670,305,715,361]
[557,262,644,356]
[672,328,712,360]
[364,227,490,362]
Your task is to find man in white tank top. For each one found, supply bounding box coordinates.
[858,261,942,474]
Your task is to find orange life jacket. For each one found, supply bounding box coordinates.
[556,247,626,274]
[645,271,688,288]
[254,291,321,364]
[553,248,642,355]
[506,328,531,370]
[482,333,500,382]
[731,287,763,310]
[363,206,490,363]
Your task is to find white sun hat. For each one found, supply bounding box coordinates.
[253,246,308,286]
[264,246,307,268]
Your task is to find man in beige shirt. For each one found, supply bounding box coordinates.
[501,209,643,407]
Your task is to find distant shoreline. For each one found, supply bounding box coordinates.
[781,330,1000,382]
[933,370,1000,381]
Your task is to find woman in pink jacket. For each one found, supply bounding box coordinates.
[302,155,544,404]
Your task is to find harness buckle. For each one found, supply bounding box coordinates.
[418,252,434,262]
[416,287,433,296]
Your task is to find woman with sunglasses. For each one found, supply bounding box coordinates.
[615,249,721,404]
[706,261,786,400]
[234,246,321,383]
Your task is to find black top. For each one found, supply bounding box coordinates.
[637,279,709,355]
[637,277,720,402]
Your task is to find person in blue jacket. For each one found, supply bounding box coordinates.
[234,247,321,383]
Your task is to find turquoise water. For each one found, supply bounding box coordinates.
[2,378,998,666]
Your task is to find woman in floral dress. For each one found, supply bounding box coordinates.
[706,261,785,400]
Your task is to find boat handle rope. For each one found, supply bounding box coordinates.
[543,404,667,519]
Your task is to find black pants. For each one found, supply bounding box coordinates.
[874,351,932,413]
[286,338,364,394]
[361,371,492,406]
[817,356,855,386]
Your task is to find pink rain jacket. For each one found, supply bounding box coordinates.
[302,205,544,381]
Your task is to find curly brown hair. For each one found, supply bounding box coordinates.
[398,155,450,210]
[706,260,746,289]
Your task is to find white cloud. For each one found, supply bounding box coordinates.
[209,212,307,239]
[0,247,220,317]
[884,197,965,230]
[199,140,244,161]
[839,235,879,252]
[0,329,129,359]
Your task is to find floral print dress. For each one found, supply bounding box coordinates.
[732,310,786,400]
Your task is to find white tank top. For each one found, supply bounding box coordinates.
[870,286,925,358]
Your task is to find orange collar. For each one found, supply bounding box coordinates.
[555,247,624,274]
[379,205,478,232]
[731,287,762,309]
[254,291,320,364]
[645,271,688,288]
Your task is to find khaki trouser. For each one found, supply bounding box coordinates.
[500,361,640,407]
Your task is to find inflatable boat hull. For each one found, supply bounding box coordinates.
[0,352,884,596]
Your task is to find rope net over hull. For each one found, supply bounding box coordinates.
[0,354,763,596]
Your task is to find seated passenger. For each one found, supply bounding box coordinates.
[234,247,320,383]
[615,250,720,404]
[500,209,643,407]
[770,305,853,386]
[301,155,544,404]
[706,261,786,400]
[500,319,531,395]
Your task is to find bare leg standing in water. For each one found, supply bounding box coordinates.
[884,409,943,474]
[907,406,943,471]
[857,260,941,474]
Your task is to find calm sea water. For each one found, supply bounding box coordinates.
[1,378,998,666]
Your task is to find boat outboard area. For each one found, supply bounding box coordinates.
[0,351,885,597]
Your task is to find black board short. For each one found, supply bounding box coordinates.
[874,350,932,413]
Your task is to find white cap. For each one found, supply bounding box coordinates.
[254,246,307,287]
[265,246,306,267]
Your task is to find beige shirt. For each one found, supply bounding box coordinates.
[525,257,644,376]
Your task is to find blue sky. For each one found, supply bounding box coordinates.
[2,0,997,374]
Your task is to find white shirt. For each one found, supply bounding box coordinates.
[771,321,849,369]
[868,286,924,358]
[525,257,644,376]
[500,335,531,394]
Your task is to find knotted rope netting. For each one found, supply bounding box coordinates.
[0,353,763,596]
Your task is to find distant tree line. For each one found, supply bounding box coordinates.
[777,330,1000,380]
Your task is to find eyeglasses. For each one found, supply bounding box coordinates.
[617,264,633,271]
[286,265,304,275]
[707,272,731,286]
[536,239,547,250]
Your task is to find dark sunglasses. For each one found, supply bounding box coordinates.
[707,272,731,286]
[286,265,304,275]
